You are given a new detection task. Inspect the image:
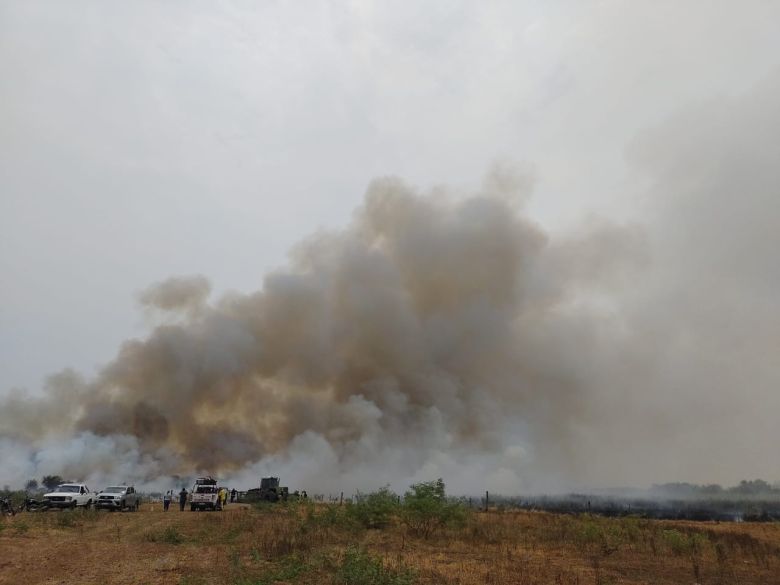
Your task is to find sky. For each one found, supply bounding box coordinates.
[1,1,780,492]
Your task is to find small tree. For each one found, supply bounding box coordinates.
[401,478,467,538]
[25,479,39,492]
[347,486,399,529]
[41,475,64,490]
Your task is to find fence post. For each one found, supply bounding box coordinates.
[485,490,489,512]
[340,491,343,506]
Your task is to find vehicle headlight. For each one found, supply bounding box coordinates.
[65,496,72,501]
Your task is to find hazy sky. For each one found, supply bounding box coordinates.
[2,1,779,406]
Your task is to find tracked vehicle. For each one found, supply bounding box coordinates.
[245,476,289,502]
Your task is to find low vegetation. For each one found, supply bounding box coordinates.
[1,479,780,584]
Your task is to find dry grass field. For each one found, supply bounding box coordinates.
[1,502,779,585]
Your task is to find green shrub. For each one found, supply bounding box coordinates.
[577,518,603,546]
[347,487,400,529]
[0,490,28,509]
[661,528,709,557]
[575,518,625,555]
[309,503,359,532]
[401,479,467,538]
[617,516,643,544]
[337,546,416,585]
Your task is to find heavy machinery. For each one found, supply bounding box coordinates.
[245,476,289,502]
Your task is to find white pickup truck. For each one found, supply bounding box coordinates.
[44,483,94,509]
[190,477,221,511]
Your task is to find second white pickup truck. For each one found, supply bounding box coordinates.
[95,485,140,511]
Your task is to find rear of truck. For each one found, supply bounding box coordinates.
[190,484,221,511]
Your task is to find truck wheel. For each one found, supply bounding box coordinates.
[85,499,92,510]
[190,504,195,512]
[71,501,77,509]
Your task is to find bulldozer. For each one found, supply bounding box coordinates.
[245,476,289,502]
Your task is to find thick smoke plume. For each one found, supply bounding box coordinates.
[0,167,643,491]
[2,71,780,493]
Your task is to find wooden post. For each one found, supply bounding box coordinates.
[485,490,489,512]
[340,491,343,506]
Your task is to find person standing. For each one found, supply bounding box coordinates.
[230,488,237,503]
[179,487,188,511]
[163,490,172,511]
[219,487,227,509]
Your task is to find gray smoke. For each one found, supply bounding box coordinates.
[138,275,211,314]
[2,70,779,493]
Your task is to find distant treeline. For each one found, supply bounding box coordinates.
[473,479,780,523]
[648,479,780,498]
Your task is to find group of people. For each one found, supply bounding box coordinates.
[160,489,186,511]
[161,487,239,511]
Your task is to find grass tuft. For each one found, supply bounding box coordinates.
[337,546,416,585]
[144,525,186,544]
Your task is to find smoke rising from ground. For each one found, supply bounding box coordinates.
[0,165,642,491]
[2,71,780,493]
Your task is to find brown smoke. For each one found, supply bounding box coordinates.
[137,275,211,314]
[0,165,644,486]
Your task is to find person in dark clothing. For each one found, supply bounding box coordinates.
[179,488,188,511]
[163,490,172,511]
[230,488,237,503]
